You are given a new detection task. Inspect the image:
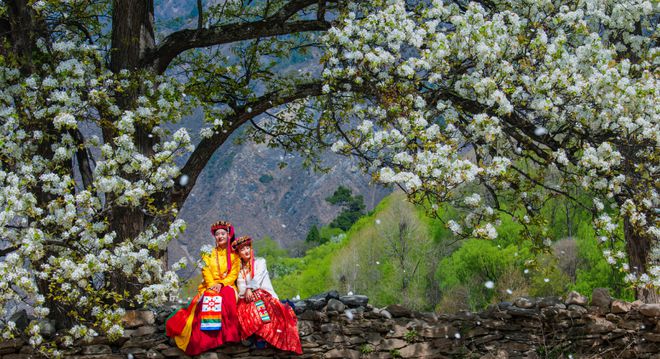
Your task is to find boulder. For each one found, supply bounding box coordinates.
[538,296,562,308]
[514,297,535,309]
[568,304,588,314]
[565,291,588,306]
[378,338,408,350]
[385,304,412,318]
[326,298,346,312]
[122,310,155,329]
[586,316,616,333]
[611,300,632,314]
[324,348,360,359]
[591,288,612,311]
[339,295,369,308]
[306,297,327,310]
[309,290,340,301]
[0,339,24,355]
[639,304,660,317]
[81,345,112,355]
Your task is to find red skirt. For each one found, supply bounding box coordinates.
[167,286,240,356]
[237,289,302,354]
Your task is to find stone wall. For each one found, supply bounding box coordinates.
[1,289,659,358]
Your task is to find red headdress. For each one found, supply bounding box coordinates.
[233,235,254,279]
[210,220,236,273]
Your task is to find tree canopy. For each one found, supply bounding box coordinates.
[326,185,366,231]
[309,0,657,298]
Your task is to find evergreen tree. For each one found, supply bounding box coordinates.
[326,186,366,231]
[305,225,321,243]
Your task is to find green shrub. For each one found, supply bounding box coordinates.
[359,344,374,354]
[404,329,419,343]
[571,221,633,300]
[436,240,531,310]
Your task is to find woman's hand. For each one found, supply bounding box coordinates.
[245,288,254,302]
[210,283,223,292]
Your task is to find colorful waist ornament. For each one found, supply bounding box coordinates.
[254,299,271,323]
[200,291,222,330]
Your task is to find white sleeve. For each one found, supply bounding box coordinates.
[247,258,268,290]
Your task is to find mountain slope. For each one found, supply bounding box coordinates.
[169,136,390,273]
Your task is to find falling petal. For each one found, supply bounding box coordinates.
[534,126,547,136]
[344,309,354,320]
[179,174,189,186]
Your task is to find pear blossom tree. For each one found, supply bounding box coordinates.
[260,0,658,300]
[0,0,658,354]
[0,0,338,355]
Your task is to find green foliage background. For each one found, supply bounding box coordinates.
[266,190,633,310]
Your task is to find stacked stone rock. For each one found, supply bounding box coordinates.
[0,288,658,358]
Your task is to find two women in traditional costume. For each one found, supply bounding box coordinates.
[233,235,302,354]
[165,221,241,355]
[166,221,301,355]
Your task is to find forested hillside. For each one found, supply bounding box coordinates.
[250,191,634,311]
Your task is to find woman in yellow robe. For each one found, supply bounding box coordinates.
[166,220,241,355]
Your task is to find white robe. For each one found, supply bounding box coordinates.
[237,257,278,299]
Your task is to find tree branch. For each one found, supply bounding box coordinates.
[429,90,563,162]
[0,245,18,257]
[143,0,333,73]
[197,0,204,30]
[70,129,94,190]
[151,81,323,219]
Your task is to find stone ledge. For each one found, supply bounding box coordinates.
[1,288,658,359]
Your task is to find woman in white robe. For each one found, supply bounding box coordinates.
[233,236,302,354]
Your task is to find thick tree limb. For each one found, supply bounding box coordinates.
[197,0,204,30]
[6,0,41,74]
[153,81,323,218]
[70,129,94,190]
[146,20,330,73]
[143,0,333,73]
[0,245,18,257]
[270,0,326,21]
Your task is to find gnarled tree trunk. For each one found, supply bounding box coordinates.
[624,218,659,303]
[107,0,160,305]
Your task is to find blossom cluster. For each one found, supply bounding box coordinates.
[321,0,658,288]
[0,30,193,351]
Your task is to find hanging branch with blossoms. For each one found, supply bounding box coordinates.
[245,0,658,299]
[321,0,658,297]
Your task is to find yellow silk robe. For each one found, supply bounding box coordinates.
[198,247,240,294]
[174,247,239,351]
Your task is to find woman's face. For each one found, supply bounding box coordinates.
[238,245,251,261]
[214,229,229,248]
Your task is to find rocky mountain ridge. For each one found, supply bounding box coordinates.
[169,134,390,272]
